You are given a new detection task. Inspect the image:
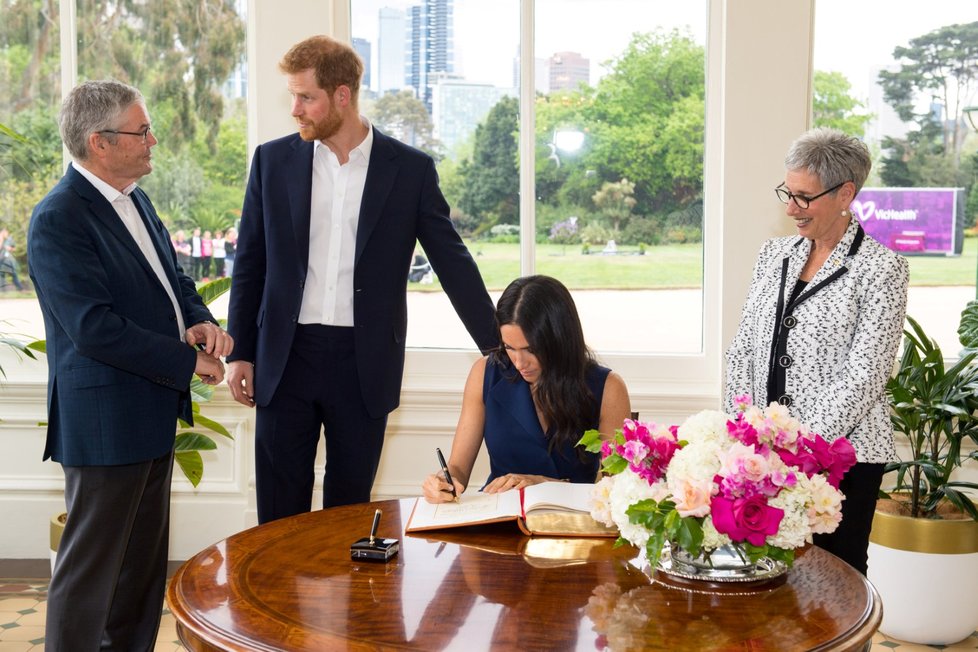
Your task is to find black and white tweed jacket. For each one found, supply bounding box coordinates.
[723,219,909,463]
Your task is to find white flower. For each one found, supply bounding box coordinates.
[667,439,722,485]
[767,484,811,549]
[676,410,730,447]
[589,475,616,526]
[701,517,732,550]
[608,468,669,548]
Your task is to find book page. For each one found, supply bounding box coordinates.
[406,491,522,531]
[522,481,596,515]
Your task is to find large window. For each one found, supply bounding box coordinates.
[814,1,978,353]
[0,1,62,298]
[76,0,249,283]
[0,0,248,308]
[352,0,707,354]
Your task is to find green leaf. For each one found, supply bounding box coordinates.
[958,301,978,350]
[577,428,604,452]
[175,450,204,487]
[197,276,232,305]
[191,413,232,439]
[175,432,218,452]
[26,340,46,353]
[190,379,214,404]
[601,456,628,475]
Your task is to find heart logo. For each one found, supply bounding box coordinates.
[851,200,875,222]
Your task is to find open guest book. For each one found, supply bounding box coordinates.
[405,481,618,537]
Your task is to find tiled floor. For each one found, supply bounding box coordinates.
[1,579,976,651]
[0,580,182,652]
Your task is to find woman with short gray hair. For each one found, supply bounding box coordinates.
[724,127,909,575]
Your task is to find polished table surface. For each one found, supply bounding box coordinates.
[167,498,881,651]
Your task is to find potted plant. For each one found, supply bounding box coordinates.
[867,311,978,645]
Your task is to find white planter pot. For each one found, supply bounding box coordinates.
[868,507,978,645]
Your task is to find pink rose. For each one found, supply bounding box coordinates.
[710,495,784,546]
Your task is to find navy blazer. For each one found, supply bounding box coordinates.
[227,128,497,417]
[28,165,215,466]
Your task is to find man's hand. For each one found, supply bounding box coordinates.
[227,360,256,407]
[195,351,225,385]
[186,321,234,358]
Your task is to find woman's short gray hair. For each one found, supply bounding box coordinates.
[784,127,872,194]
[59,80,144,160]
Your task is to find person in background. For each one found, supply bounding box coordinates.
[226,35,497,523]
[212,230,227,277]
[408,247,431,283]
[0,227,24,291]
[27,79,233,650]
[422,275,631,502]
[190,227,203,280]
[223,227,237,277]
[200,229,213,281]
[171,229,192,272]
[723,127,909,575]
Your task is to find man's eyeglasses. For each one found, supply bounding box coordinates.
[99,126,153,143]
[774,180,847,209]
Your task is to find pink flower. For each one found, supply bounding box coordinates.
[732,394,753,411]
[779,434,857,488]
[726,417,758,446]
[710,495,784,546]
[672,477,713,518]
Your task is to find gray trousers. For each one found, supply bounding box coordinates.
[45,451,174,651]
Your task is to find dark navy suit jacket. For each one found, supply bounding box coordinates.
[227,128,497,417]
[28,165,214,466]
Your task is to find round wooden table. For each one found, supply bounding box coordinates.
[167,499,881,651]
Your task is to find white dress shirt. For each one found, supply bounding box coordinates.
[72,162,187,339]
[298,121,373,326]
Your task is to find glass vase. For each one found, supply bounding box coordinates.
[656,543,787,586]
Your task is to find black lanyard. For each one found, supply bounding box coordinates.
[766,225,865,404]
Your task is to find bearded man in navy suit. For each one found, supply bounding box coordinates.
[226,36,497,522]
[28,80,233,650]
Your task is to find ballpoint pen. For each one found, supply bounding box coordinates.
[369,508,381,545]
[435,447,459,503]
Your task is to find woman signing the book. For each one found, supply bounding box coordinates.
[422,275,631,504]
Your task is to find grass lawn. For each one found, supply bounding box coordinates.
[903,234,978,286]
[441,241,703,291]
[412,236,978,292]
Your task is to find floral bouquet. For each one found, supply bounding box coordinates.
[578,396,857,568]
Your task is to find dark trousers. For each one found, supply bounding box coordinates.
[46,451,174,651]
[255,324,387,523]
[812,461,885,576]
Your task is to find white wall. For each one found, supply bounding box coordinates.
[0,0,822,561]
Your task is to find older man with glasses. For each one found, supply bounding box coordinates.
[28,80,233,650]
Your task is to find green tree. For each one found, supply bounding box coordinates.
[878,22,978,173]
[370,90,441,159]
[0,0,248,265]
[458,96,519,226]
[592,178,636,233]
[812,70,873,136]
[77,0,245,150]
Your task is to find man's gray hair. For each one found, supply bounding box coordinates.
[784,127,872,194]
[59,80,144,160]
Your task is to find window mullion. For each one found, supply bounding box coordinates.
[518,0,536,276]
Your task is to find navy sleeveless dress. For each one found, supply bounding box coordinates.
[481,358,610,487]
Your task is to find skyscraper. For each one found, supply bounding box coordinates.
[406,0,454,112]
[377,6,406,95]
[549,51,590,92]
[352,37,372,90]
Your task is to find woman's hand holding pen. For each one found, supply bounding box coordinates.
[422,470,464,504]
